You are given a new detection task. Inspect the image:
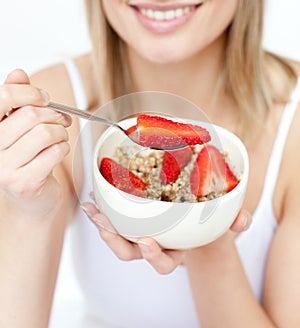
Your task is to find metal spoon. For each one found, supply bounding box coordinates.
[48,101,128,133]
[48,101,182,150]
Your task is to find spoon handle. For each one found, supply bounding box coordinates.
[48,101,119,129]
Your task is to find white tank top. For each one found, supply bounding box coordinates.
[65,59,300,327]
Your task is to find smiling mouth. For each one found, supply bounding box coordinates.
[131,3,202,22]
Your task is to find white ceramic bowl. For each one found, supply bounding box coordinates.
[93,118,249,250]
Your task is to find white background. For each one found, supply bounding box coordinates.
[0,1,300,327]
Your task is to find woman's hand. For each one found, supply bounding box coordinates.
[0,69,72,219]
[81,200,251,274]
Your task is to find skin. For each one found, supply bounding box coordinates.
[0,0,300,327]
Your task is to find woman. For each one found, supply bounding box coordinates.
[1,0,299,327]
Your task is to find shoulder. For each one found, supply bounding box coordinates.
[265,53,300,222]
[265,53,300,102]
[30,61,73,105]
[276,66,300,223]
[30,53,96,108]
[279,57,300,147]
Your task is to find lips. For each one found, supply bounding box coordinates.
[130,2,203,33]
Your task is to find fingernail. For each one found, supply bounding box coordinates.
[57,113,70,125]
[41,90,50,103]
[80,204,89,212]
[89,192,95,201]
[80,204,93,217]
[92,216,117,234]
[242,210,252,230]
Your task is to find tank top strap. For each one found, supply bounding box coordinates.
[64,58,88,111]
[64,58,94,200]
[260,77,300,204]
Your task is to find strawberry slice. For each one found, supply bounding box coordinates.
[160,147,193,185]
[100,157,147,197]
[126,114,211,149]
[190,145,239,198]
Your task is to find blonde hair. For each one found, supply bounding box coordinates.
[225,0,297,127]
[85,0,297,126]
[84,0,131,105]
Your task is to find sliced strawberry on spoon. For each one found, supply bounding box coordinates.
[160,147,193,185]
[190,145,239,198]
[126,114,211,149]
[100,157,147,197]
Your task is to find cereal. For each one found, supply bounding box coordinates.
[109,144,240,203]
[112,145,229,203]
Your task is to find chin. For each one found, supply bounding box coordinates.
[133,42,198,65]
[147,52,188,64]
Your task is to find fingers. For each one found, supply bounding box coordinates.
[230,209,252,233]
[0,106,71,151]
[8,123,69,168]
[4,69,30,85]
[80,201,100,217]
[0,142,70,198]
[0,69,72,204]
[94,214,143,261]
[137,238,186,274]
[0,84,49,119]
[81,202,143,261]
[81,201,185,274]
[0,69,49,120]
[0,117,71,195]
[0,104,72,196]
[21,141,71,182]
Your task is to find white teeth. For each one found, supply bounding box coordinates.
[165,10,175,20]
[146,9,154,19]
[175,8,184,18]
[139,6,194,21]
[154,10,164,20]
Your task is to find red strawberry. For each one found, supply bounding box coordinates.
[100,157,147,197]
[126,114,211,149]
[160,147,193,185]
[125,125,137,137]
[190,145,239,198]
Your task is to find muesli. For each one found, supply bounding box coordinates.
[99,114,240,203]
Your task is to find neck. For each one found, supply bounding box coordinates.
[127,33,231,119]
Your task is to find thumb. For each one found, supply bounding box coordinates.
[4,69,30,85]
